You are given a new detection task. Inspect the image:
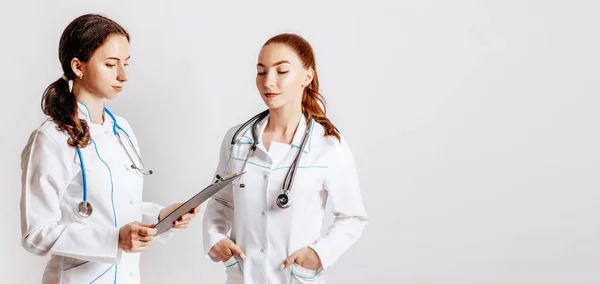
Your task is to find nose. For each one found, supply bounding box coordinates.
[263,71,276,89]
[117,64,128,82]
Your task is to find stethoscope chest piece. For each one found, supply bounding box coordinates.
[78,201,93,218]
[276,193,292,209]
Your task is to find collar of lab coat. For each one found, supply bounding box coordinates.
[239,113,313,154]
[76,101,108,126]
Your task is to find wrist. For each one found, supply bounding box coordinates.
[307,246,322,267]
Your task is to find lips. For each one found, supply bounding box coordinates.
[112,86,123,92]
[264,93,279,98]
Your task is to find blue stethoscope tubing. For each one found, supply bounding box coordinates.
[75,107,151,218]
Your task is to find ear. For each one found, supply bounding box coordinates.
[303,67,314,87]
[70,58,84,79]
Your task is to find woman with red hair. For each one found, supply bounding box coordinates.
[203,33,369,284]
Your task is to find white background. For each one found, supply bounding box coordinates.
[1,0,598,283]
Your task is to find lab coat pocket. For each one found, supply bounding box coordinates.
[61,261,114,284]
[223,255,243,284]
[290,263,324,284]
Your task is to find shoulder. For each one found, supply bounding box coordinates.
[222,122,248,143]
[22,118,71,159]
[309,122,355,162]
[309,121,350,149]
[31,118,69,146]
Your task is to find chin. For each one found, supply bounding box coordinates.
[105,92,120,100]
[262,98,282,109]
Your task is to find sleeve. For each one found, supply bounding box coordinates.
[308,138,369,270]
[20,130,122,264]
[202,130,236,262]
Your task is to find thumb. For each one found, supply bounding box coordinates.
[281,253,298,270]
[228,242,246,259]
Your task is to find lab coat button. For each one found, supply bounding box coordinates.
[130,273,134,277]
[104,131,109,134]
[129,200,133,204]
[261,212,265,216]
[260,249,264,253]
[263,174,268,179]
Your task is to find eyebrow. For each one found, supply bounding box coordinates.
[106,56,131,61]
[257,60,291,67]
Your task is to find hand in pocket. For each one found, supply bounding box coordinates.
[210,238,247,262]
[281,246,322,270]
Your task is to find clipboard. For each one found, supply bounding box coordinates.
[154,172,245,235]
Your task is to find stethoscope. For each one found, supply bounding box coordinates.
[75,107,153,218]
[215,110,312,209]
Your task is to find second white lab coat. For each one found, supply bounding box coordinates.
[203,114,369,284]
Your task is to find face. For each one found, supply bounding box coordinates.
[72,34,130,99]
[256,43,313,110]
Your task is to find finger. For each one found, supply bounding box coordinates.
[132,246,146,253]
[191,205,201,214]
[176,215,189,223]
[138,226,158,236]
[228,243,246,259]
[219,251,233,262]
[211,246,231,261]
[138,222,156,228]
[173,220,191,228]
[179,213,196,222]
[221,248,235,262]
[173,223,188,229]
[281,254,298,270]
[131,242,147,253]
[138,235,154,242]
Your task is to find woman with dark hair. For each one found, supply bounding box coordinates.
[20,14,199,284]
[203,33,369,284]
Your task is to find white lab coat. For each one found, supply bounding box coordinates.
[203,114,369,284]
[20,103,173,284]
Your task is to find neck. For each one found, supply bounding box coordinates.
[73,83,105,125]
[265,104,303,136]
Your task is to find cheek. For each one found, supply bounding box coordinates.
[256,77,264,89]
[85,66,115,94]
[93,67,115,86]
[278,74,300,89]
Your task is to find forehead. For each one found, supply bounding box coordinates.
[257,43,301,66]
[91,34,130,59]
